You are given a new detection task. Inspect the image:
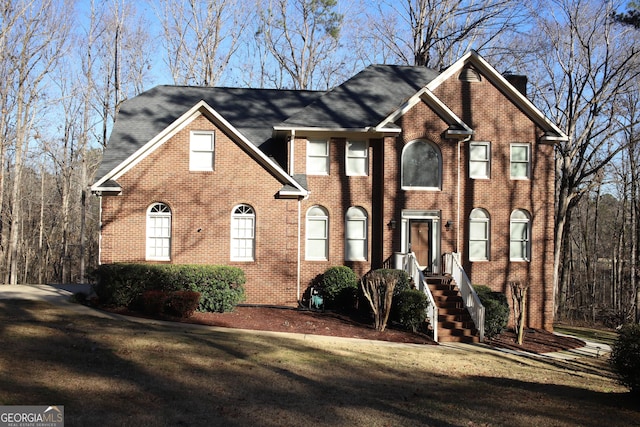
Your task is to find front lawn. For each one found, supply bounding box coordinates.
[0,300,637,426]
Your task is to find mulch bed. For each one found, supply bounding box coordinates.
[105,305,586,353]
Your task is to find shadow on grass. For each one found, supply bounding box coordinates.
[0,300,637,427]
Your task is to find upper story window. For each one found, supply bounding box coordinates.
[402,140,441,190]
[510,143,530,179]
[346,140,368,176]
[190,131,215,171]
[345,207,368,261]
[307,139,329,175]
[231,204,255,261]
[510,209,531,262]
[469,142,490,179]
[469,208,490,261]
[306,206,328,260]
[146,202,171,261]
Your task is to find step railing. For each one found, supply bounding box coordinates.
[444,252,485,342]
[403,252,438,343]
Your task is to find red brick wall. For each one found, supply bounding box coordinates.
[100,114,299,305]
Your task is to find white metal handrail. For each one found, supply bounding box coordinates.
[404,252,439,343]
[445,252,485,342]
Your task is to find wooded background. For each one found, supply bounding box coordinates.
[1,0,639,325]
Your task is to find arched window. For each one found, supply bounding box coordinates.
[345,207,368,261]
[402,140,441,190]
[306,206,328,260]
[231,204,255,261]
[469,208,490,261]
[510,209,531,261]
[147,203,171,260]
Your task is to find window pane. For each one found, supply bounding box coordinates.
[470,161,488,178]
[470,144,488,160]
[469,241,487,260]
[346,219,365,239]
[190,151,213,171]
[511,162,528,178]
[347,157,367,175]
[307,240,327,259]
[347,140,367,157]
[346,240,366,260]
[511,145,528,161]
[470,222,487,239]
[510,241,526,260]
[510,222,528,240]
[308,140,328,156]
[403,141,440,188]
[191,132,214,151]
[308,219,327,238]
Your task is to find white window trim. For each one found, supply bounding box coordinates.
[510,209,531,262]
[190,130,215,171]
[345,140,369,176]
[230,204,255,262]
[510,143,530,180]
[146,203,171,261]
[469,208,490,261]
[306,206,329,261]
[307,139,329,175]
[345,207,368,261]
[401,140,442,191]
[469,141,491,179]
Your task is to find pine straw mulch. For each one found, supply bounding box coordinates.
[108,305,586,354]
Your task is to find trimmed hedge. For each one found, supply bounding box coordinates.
[321,266,359,310]
[474,285,509,338]
[394,288,429,332]
[610,323,640,394]
[140,290,201,318]
[92,263,245,313]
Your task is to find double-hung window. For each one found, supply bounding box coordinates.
[306,206,328,260]
[190,131,215,171]
[146,203,171,260]
[469,208,490,261]
[510,209,531,261]
[469,142,490,179]
[345,207,367,261]
[231,204,255,261]
[510,143,530,179]
[307,140,329,175]
[346,140,368,176]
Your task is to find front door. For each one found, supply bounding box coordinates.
[410,219,432,272]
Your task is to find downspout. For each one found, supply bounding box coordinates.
[456,139,461,253]
[97,193,103,265]
[297,198,302,304]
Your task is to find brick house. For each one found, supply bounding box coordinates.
[92,51,567,337]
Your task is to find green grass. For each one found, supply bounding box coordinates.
[0,300,638,426]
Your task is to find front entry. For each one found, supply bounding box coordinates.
[410,219,432,272]
[401,210,441,274]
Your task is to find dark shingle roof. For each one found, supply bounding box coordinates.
[97,87,324,179]
[96,65,441,181]
[281,65,440,128]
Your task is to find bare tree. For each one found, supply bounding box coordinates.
[157,0,250,86]
[255,0,344,89]
[1,0,71,284]
[517,0,640,319]
[367,0,525,68]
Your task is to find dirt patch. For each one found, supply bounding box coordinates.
[110,304,586,353]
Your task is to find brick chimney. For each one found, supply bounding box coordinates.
[503,73,528,97]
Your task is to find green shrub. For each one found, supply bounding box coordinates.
[165,291,201,318]
[92,263,245,313]
[394,289,429,332]
[610,323,640,394]
[321,266,359,310]
[474,285,509,338]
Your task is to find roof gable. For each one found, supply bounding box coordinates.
[92,99,310,197]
